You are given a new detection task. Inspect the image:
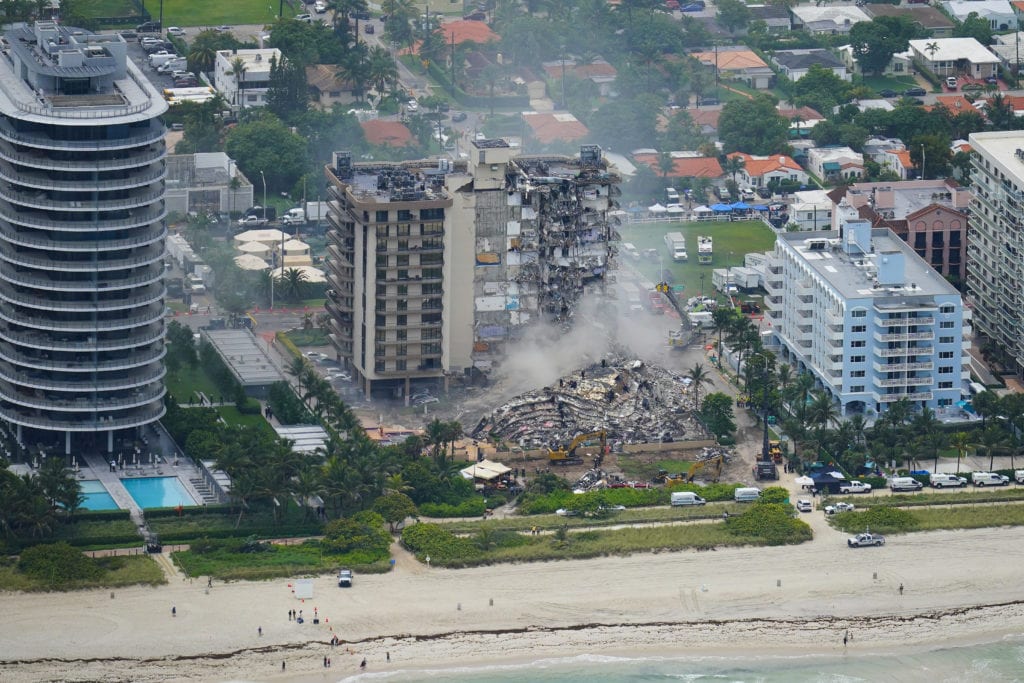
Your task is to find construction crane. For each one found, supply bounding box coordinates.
[547,431,607,465]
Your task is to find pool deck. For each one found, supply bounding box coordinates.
[77,451,208,524]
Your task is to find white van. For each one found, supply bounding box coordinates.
[671,491,706,506]
[890,476,923,492]
[665,187,680,203]
[972,472,1010,487]
[929,473,967,488]
[734,487,761,503]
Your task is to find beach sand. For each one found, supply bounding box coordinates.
[3,523,1024,682]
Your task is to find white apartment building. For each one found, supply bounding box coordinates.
[214,48,280,108]
[966,131,1024,376]
[766,203,970,418]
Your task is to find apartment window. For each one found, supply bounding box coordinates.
[939,336,954,343]
[375,210,389,222]
[376,226,389,239]
[850,355,865,363]
[851,340,865,348]
[850,370,865,378]
[932,233,944,247]
[851,325,866,333]
[396,344,407,356]
[939,381,954,389]
[914,233,926,248]
[940,321,955,329]
[397,284,407,295]
[939,366,954,374]
[375,314,385,327]
[940,305,955,314]
[851,385,865,392]
[950,231,961,247]
[396,360,407,371]
[932,249,943,264]
[375,283,387,296]
[374,360,385,372]
[397,329,406,341]
[851,309,866,318]
[375,254,388,267]
[397,300,407,312]
[397,255,410,267]
[939,398,953,407]
[397,223,411,236]
[397,210,413,221]
[397,269,408,281]
[939,351,954,359]
[397,315,406,326]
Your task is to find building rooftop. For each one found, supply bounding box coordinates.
[0,22,166,123]
[631,151,723,178]
[968,130,1024,179]
[864,3,954,28]
[522,111,589,144]
[772,49,844,70]
[202,329,284,387]
[908,37,999,64]
[360,119,414,147]
[780,227,958,299]
[942,0,1014,19]
[690,47,768,71]
[215,48,280,75]
[791,5,871,24]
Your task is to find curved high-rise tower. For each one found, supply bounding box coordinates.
[0,22,167,454]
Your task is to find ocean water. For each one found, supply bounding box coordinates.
[331,637,1024,683]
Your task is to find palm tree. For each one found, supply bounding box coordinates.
[279,267,309,303]
[686,363,712,409]
[949,431,974,475]
[658,149,675,181]
[723,155,745,183]
[979,425,1010,471]
[227,56,247,107]
[710,307,737,368]
[366,45,399,101]
[187,44,216,74]
[808,390,838,431]
[384,473,412,495]
[925,41,940,63]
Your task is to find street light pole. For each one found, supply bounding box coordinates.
[261,170,272,309]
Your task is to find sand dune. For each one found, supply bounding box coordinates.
[3,522,1024,682]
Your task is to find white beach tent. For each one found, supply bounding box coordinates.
[237,241,270,255]
[647,203,668,213]
[234,254,270,271]
[270,265,327,283]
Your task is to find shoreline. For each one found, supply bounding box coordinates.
[5,604,1024,682]
[4,525,1024,681]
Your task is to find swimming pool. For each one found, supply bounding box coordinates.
[122,477,197,509]
[79,480,119,511]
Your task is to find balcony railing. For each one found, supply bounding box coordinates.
[0,241,164,272]
[0,221,165,251]
[0,185,163,213]
[0,139,165,172]
[0,303,164,331]
[875,391,933,402]
[0,283,163,313]
[0,342,164,372]
[0,262,163,292]
[0,159,166,192]
[875,331,935,342]
[0,402,165,432]
[0,363,164,393]
[873,361,934,372]
[0,119,166,151]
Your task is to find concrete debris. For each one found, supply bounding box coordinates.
[470,355,709,449]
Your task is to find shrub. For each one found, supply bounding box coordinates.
[726,502,813,545]
[666,481,742,502]
[419,498,486,518]
[401,523,482,564]
[829,505,919,534]
[237,398,261,415]
[18,542,102,581]
[322,511,391,557]
[861,476,887,490]
[760,486,790,503]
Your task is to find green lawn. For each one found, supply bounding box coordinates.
[619,219,777,301]
[285,328,329,347]
[0,555,165,591]
[165,363,219,403]
[90,0,135,16]
[858,75,917,94]
[133,0,301,27]
[617,456,694,480]
[216,406,276,436]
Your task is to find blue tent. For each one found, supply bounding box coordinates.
[730,201,750,210]
[752,204,769,211]
[710,203,732,211]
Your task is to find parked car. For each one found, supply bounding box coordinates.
[414,396,439,405]
[755,187,772,199]
[406,99,419,112]
[878,89,897,98]
[365,23,375,33]
[945,76,958,90]
[698,96,720,106]
[838,480,872,494]
[337,569,353,587]
[903,86,926,96]
[451,111,468,122]
[314,0,328,12]
[351,9,371,19]
[680,1,706,10]
[796,499,813,513]
[305,351,329,361]
[294,13,313,22]
[555,508,579,516]
[824,502,855,515]
[166,27,185,37]
[137,21,161,33]
[848,532,885,548]
[214,25,233,32]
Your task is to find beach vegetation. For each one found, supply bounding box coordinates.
[438,504,748,534]
[759,487,791,504]
[828,506,920,534]
[373,493,418,532]
[401,508,812,568]
[0,543,165,591]
[830,502,1024,535]
[518,481,741,516]
[827,488,1024,509]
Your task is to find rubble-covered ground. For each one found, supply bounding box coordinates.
[469,355,708,450]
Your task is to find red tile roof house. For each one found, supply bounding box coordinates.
[726,152,809,188]
[521,111,589,145]
[632,151,724,180]
[361,119,415,148]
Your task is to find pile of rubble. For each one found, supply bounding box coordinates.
[470,356,708,449]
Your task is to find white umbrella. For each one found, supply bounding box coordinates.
[237,241,270,254]
[234,254,270,271]
[795,475,814,486]
[647,203,668,213]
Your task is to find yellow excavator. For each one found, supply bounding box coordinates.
[686,454,724,482]
[547,431,607,465]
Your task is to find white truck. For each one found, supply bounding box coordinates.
[237,214,268,227]
[697,235,713,264]
[1015,470,1024,484]
[972,472,1010,486]
[305,201,329,223]
[929,473,968,488]
[838,480,872,494]
[663,232,687,261]
[281,207,306,226]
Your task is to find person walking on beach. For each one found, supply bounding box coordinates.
[324,656,328,668]
[171,606,176,617]
[387,652,390,663]
[258,626,262,637]
[899,583,904,596]
[843,631,848,647]
[360,658,366,669]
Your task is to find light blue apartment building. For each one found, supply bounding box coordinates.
[765,200,970,418]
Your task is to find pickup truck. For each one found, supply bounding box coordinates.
[237,215,267,227]
[1016,470,1024,484]
[838,481,872,494]
[848,532,885,548]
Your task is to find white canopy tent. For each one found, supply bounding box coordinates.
[270,265,327,283]
[237,241,270,255]
[647,203,668,213]
[460,459,512,482]
[234,254,270,270]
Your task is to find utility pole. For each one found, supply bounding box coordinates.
[921,143,926,180]
[450,32,456,95]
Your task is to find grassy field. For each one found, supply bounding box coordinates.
[91,0,135,16]
[164,363,219,403]
[618,219,777,300]
[131,0,301,26]
[147,507,323,543]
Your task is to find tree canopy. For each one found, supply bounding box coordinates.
[224,113,309,192]
[718,95,790,155]
[849,16,921,76]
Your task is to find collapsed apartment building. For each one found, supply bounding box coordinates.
[469,356,709,449]
[323,141,622,399]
